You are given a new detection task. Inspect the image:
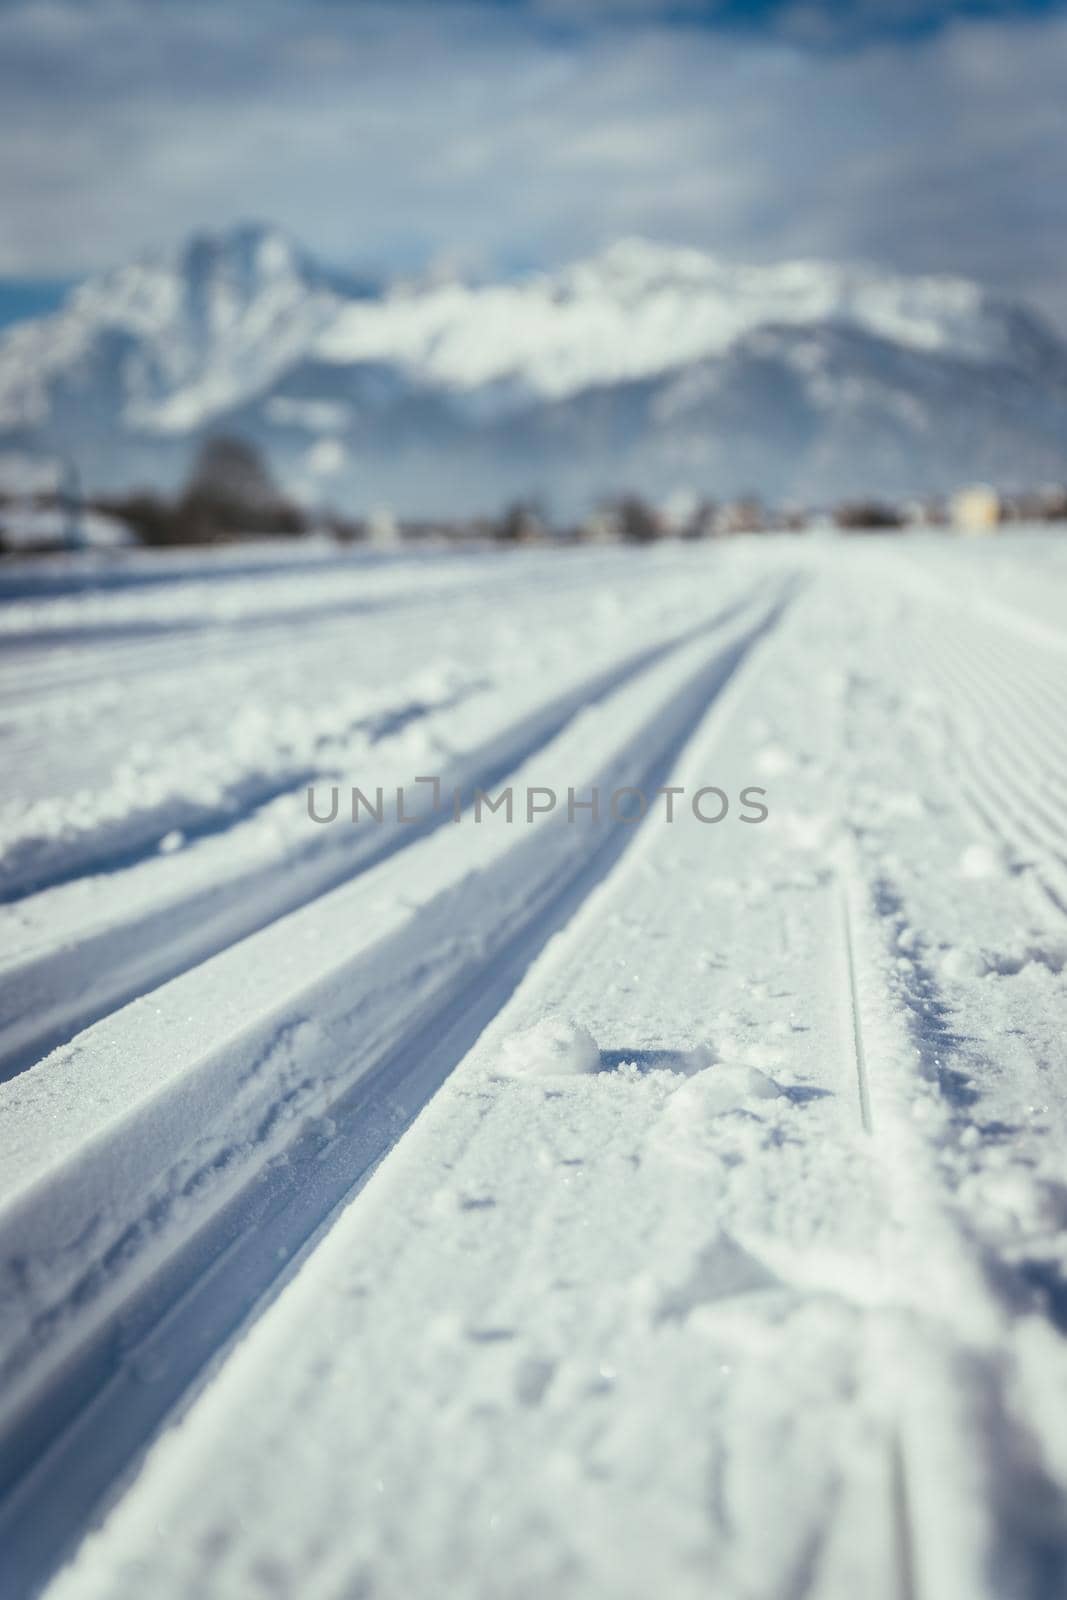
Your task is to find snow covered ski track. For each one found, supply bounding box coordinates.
[0,580,772,1079]
[1,537,1066,1600]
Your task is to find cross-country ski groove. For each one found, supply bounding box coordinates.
[890,1434,921,1600]
[0,552,694,664]
[836,865,923,1600]
[837,876,873,1137]
[0,581,781,1082]
[0,546,432,604]
[0,551,613,654]
[0,591,792,1599]
[0,677,485,904]
[841,735,1067,1600]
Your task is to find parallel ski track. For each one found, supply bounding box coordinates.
[839,574,1067,1595]
[0,586,796,1600]
[0,675,486,901]
[0,581,781,1082]
[0,547,467,605]
[0,552,679,675]
[837,864,921,1600]
[842,805,1067,1600]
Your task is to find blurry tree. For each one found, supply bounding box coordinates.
[494,500,546,543]
[185,436,277,508]
[681,498,717,539]
[102,491,180,547]
[601,494,661,543]
[833,501,905,531]
[178,436,304,541]
[618,495,661,543]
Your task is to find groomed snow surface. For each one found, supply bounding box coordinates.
[1,533,1066,1599]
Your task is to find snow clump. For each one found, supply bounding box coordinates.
[498,1017,601,1078]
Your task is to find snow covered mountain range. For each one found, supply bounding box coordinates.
[2,223,1066,514]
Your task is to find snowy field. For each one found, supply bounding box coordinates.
[1,532,1066,1599]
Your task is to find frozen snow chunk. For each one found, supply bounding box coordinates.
[682,1060,782,1112]
[960,1168,1067,1237]
[699,1062,782,1114]
[939,946,987,982]
[755,743,794,777]
[780,810,832,852]
[980,938,1067,978]
[498,1016,601,1078]
[680,1042,781,1103]
[655,1066,784,1168]
[959,843,1000,880]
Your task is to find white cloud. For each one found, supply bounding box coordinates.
[0,0,1065,330]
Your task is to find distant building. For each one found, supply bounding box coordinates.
[367,506,400,547]
[684,500,719,539]
[951,485,1002,533]
[1006,485,1067,523]
[774,504,810,533]
[0,502,131,553]
[1037,485,1067,522]
[903,497,948,528]
[659,489,699,537]
[715,498,766,536]
[576,507,620,544]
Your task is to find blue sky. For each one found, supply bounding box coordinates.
[1,0,1065,328]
